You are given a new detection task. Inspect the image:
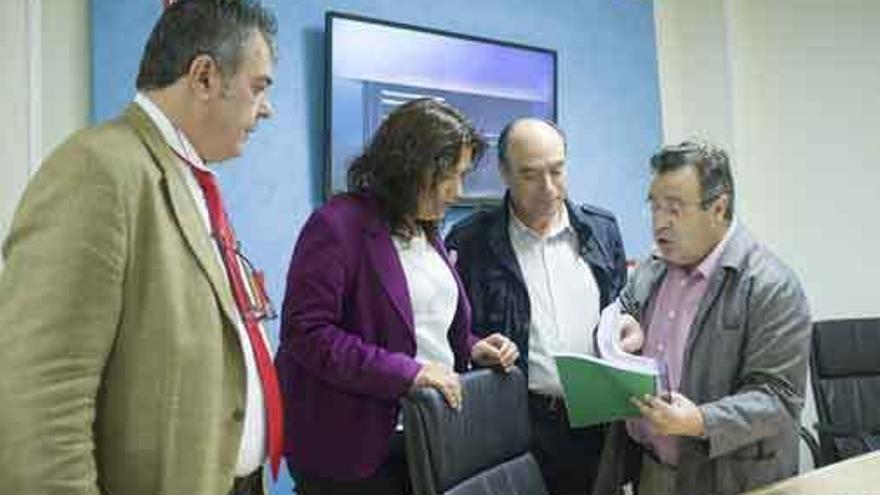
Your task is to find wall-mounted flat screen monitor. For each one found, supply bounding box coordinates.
[325,11,557,203]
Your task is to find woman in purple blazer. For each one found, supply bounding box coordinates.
[277,99,519,494]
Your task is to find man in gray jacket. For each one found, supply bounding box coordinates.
[599,141,811,495]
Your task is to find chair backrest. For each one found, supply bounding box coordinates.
[810,318,880,465]
[402,368,548,495]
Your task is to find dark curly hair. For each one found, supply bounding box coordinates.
[650,140,735,221]
[347,99,487,238]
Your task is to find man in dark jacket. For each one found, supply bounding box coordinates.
[446,118,630,495]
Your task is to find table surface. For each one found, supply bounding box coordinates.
[743,451,880,495]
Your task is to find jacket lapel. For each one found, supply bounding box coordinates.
[363,218,415,336]
[683,224,756,360]
[567,201,616,306]
[487,196,526,287]
[684,268,729,354]
[633,256,668,321]
[123,104,240,328]
[430,232,471,332]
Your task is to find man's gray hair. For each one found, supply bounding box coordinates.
[136,0,277,91]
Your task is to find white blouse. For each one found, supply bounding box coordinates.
[392,232,458,370]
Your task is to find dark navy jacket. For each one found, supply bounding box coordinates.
[445,195,628,374]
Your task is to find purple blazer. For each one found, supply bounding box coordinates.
[276,194,477,481]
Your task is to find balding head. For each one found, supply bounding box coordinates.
[497,118,566,173]
[497,118,568,235]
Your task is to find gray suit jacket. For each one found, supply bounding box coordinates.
[596,223,811,495]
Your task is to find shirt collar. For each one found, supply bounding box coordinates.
[134,92,211,173]
[508,202,572,243]
[690,217,738,279]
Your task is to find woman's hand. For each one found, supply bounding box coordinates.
[471,333,519,371]
[412,361,462,410]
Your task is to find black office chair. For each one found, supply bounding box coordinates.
[809,318,880,466]
[402,367,549,495]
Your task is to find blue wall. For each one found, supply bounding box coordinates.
[92,1,661,493]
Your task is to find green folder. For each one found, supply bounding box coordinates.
[554,353,657,428]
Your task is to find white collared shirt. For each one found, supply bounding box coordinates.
[134,93,266,476]
[508,204,601,397]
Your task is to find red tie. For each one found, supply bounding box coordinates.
[188,165,284,480]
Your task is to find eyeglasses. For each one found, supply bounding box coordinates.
[214,235,278,323]
[645,198,709,220]
[236,246,278,323]
[649,194,729,220]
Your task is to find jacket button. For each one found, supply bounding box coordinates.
[232,408,245,422]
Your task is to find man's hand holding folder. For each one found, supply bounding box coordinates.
[616,304,708,438]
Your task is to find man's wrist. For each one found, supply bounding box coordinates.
[691,406,708,438]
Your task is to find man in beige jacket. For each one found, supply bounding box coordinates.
[0,1,279,494]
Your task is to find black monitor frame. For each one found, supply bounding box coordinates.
[323,11,558,205]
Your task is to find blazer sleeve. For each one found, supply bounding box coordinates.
[280,210,421,400]
[699,267,811,458]
[0,143,127,495]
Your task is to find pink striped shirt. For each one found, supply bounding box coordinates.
[626,223,734,465]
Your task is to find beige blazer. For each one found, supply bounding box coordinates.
[0,104,263,495]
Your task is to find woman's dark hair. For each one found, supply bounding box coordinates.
[347,98,487,237]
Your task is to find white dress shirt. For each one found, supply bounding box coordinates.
[392,232,457,370]
[508,204,601,397]
[135,93,267,476]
